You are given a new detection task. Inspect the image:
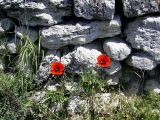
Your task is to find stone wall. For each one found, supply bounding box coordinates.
[0,0,160,94]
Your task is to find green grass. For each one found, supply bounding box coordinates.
[0,72,160,120]
[0,34,160,120]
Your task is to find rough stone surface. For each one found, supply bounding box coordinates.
[2,0,72,26]
[61,42,103,74]
[29,91,46,102]
[145,79,160,94]
[103,60,122,75]
[106,70,122,85]
[125,16,160,62]
[46,83,61,92]
[103,37,131,61]
[126,52,157,70]
[15,26,38,42]
[64,81,78,93]
[67,96,90,115]
[41,16,121,49]
[0,18,14,37]
[126,79,141,95]
[37,50,61,81]
[0,0,23,9]
[147,67,160,78]
[122,0,160,17]
[6,38,18,54]
[93,93,119,115]
[74,0,115,20]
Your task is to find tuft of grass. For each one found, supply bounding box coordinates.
[16,33,44,76]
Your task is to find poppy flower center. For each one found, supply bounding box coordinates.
[54,67,60,72]
[100,60,106,64]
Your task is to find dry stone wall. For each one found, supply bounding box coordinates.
[0,0,160,94]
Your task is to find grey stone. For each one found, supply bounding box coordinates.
[146,67,160,78]
[37,50,61,81]
[93,93,119,115]
[103,60,122,75]
[67,96,90,115]
[61,42,103,74]
[61,42,122,75]
[6,38,18,54]
[126,79,141,95]
[0,0,23,9]
[0,18,15,37]
[74,0,115,20]
[0,18,15,31]
[106,70,122,85]
[122,0,160,17]
[4,0,72,26]
[64,81,78,93]
[144,79,160,94]
[125,16,160,62]
[46,84,61,92]
[51,103,63,113]
[120,65,142,84]
[41,16,121,49]
[103,37,131,61]
[29,91,46,102]
[126,52,157,70]
[15,26,38,42]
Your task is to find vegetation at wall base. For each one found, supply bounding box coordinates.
[0,34,160,120]
[0,72,160,120]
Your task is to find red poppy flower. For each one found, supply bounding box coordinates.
[50,62,65,75]
[97,54,111,68]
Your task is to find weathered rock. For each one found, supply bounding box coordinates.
[0,0,23,9]
[67,96,90,115]
[37,50,61,81]
[61,42,122,75]
[3,1,72,26]
[15,26,38,42]
[146,67,160,78]
[29,91,46,102]
[103,37,131,61]
[61,42,103,74]
[126,52,157,70]
[93,93,119,115]
[122,0,160,17]
[126,79,141,95]
[6,38,18,54]
[106,70,122,85]
[144,79,160,94]
[103,60,122,75]
[0,18,14,37]
[74,0,115,20]
[46,83,61,92]
[0,18,15,31]
[41,16,121,49]
[64,81,78,93]
[51,103,63,113]
[125,16,160,62]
